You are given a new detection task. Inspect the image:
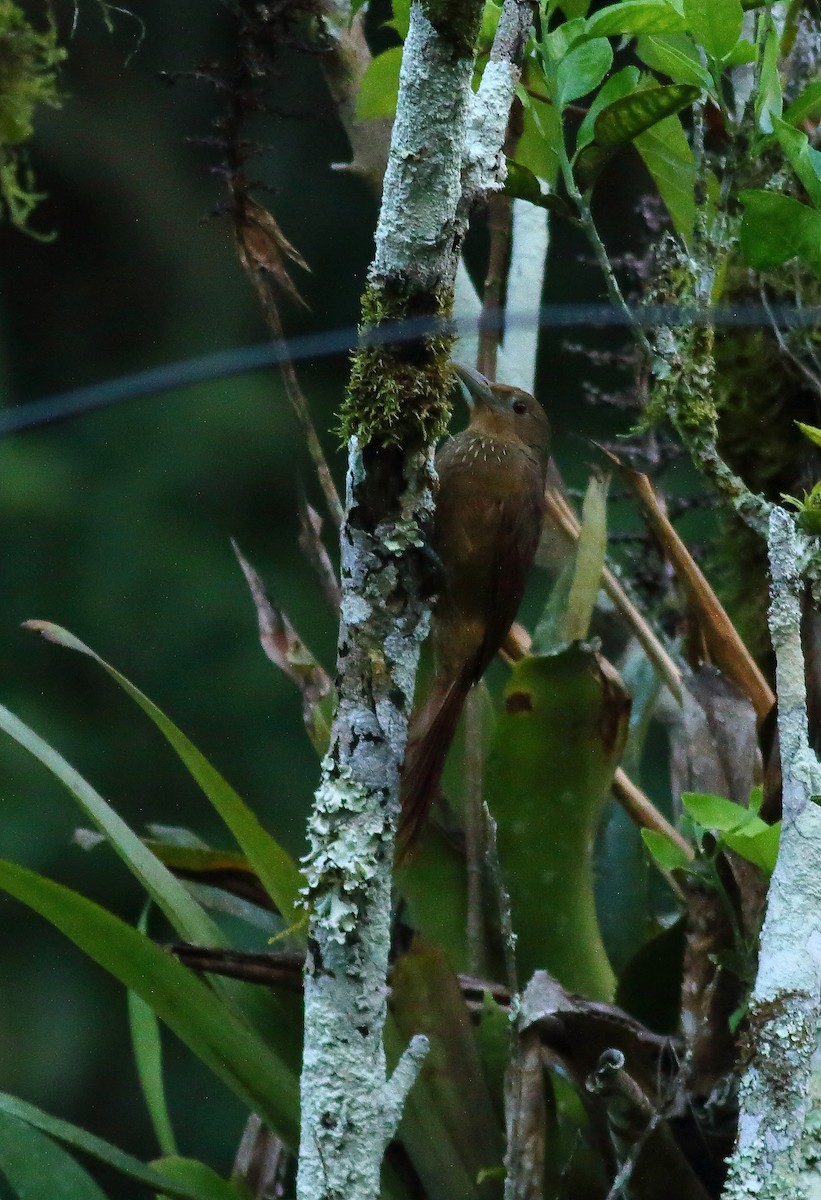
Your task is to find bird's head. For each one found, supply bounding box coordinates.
[453,363,551,461]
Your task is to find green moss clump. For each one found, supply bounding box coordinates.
[0,0,65,234]
[420,0,483,58]
[340,283,455,450]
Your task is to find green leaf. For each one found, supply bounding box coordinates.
[586,0,686,38]
[0,1092,225,1199]
[0,1114,109,1200]
[516,95,563,184]
[594,83,700,148]
[634,113,696,240]
[562,473,608,642]
[0,860,300,1148]
[541,17,587,65]
[0,701,221,947]
[738,190,821,275]
[503,161,572,216]
[130,910,178,1157]
[683,0,742,60]
[575,66,640,153]
[25,621,303,929]
[755,19,782,133]
[723,820,780,874]
[681,791,750,832]
[783,80,821,128]
[635,34,713,90]
[355,47,402,120]
[773,116,821,209]
[797,421,821,449]
[641,828,691,872]
[487,646,629,999]
[556,37,613,107]
[151,1159,245,1200]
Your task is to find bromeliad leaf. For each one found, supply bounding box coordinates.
[0,860,300,1147]
[0,1092,228,1199]
[0,700,222,948]
[23,620,304,929]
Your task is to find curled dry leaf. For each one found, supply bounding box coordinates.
[232,540,333,750]
[235,199,310,309]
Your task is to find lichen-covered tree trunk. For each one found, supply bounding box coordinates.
[296,4,534,1199]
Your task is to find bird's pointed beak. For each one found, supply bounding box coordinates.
[452,363,497,411]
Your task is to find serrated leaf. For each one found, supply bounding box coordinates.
[24,621,303,929]
[635,34,713,90]
[586,0,686,38]
[0,700,221,947]
[683,0,742,60]
[783,79,821,128]
[634,113,696,240]
[0,860,300,1147]
[0,1092,215,1199]
[355,47,402,120]
[594,83,700,148]
[641,828,691,872]
[738,190,821,275]
[0,1114,110,1200]
[773,117,821,209]
[576,66,640,153]
[556,37,613,107]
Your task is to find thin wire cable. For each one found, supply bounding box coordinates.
[3,303,820,436]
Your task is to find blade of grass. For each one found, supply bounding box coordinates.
[23,621,304,928]
[0,860,300,1148]
[130,907,178,1157]
[0,702,222,948]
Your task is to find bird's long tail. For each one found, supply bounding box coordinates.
[397,668,472,860]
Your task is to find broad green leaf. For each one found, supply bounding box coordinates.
[151,1158,245,1200]
[503,160,572,215]
[478,0,502,48]
[773,117,821,209]
[586,0,685,38]
[516,95,563,183]
[594,83,700,148]
[723,820,780,874]
[556,37,613,107]
[641,828,691,872]
[25,621,303,928]
[0,1114,109,1200]
[0,861,300,1148]
[681,791,751,832]
[683,0,742,60]
[635,34,713,90]
[562,473,608,642]
[723,38,756,66]
[575,66,640,153]
[0,1092,225,1199]
[560,0,591,16]
[755,19,782,133]
[355,47,402,120]
[389,943,505,1199]
[783,80,821,128]
[0,701,221,947]
[385,0,410,37]
[541,17,587,65]
[487,646,629,1000]
[130,910,178,1157]
[634,112,696,240]
[738,190,821,275]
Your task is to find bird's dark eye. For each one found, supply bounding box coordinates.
[512,399,527,415]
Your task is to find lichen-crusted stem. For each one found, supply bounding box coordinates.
[297,1,533,1197]
[723,508,821,1200]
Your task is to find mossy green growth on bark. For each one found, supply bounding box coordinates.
[419,0,484,58]
[340,284,455,449]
